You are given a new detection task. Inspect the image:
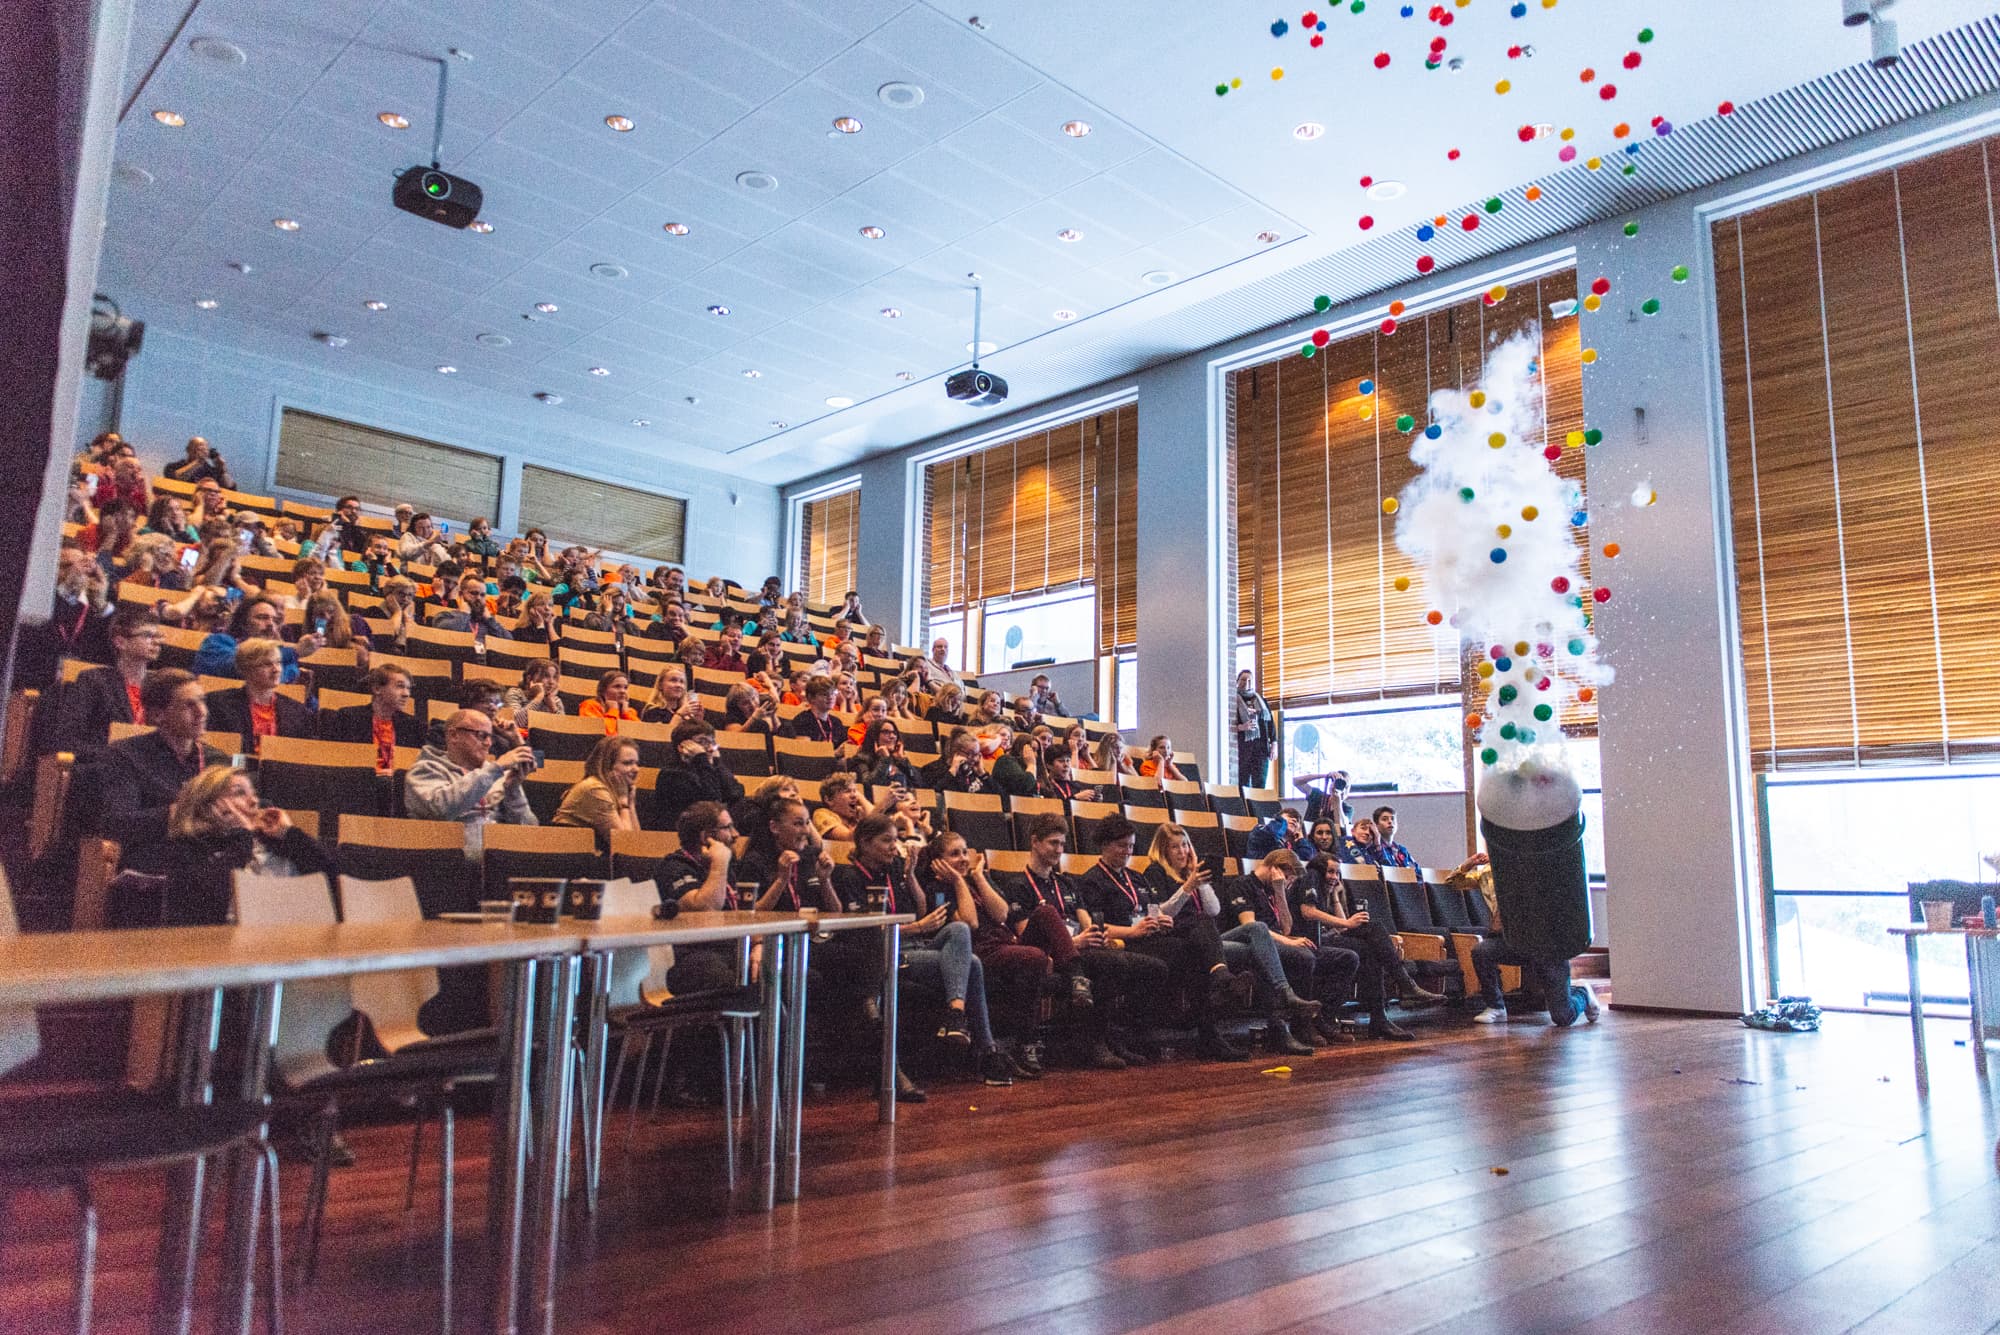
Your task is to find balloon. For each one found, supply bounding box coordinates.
[1301,343,1316,358]
[1312,329,1331,347]
[1294,723,1320,752]
[1583,294,1602,312]
[1583,427,1603,445]
[1496,524,1513,538]
[1581,348,1598,364]
[1460,487,1476,502]
[1425,424,1443,439]
[1591,276,1611,296]
[1469,391,1487,408]
[1499,722,1517,739]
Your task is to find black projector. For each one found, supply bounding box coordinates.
[946,367,1008,407]
[393,166,483,229]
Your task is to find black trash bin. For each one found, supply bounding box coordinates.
[1479,812,1591,961]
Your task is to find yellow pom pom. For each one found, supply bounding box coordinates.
[1514,641,1530,656]
[1489,284,1508,302]
[1381,497,1400,515]
[1495,79,1511,94]
[1476,661,1495,678]
[1581,348,1598,364]
[1496,524,1513,538]
[1469,390,1487,408]
[1488,432,1507,449]
[1393,575,1411,591]
[1583,294,1602,312]
[1566,430,1585,447]
[1271,67,1284,80]
[1521,505,1539,520]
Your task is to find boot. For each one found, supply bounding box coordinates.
[1315,1014,1356,1044]
[1198,1024,1249,1061]
[1264,1022,1314,1057]
[1395,970,1447,1008]
[1208,967,1254,1013]
[1289,1017,1323,1049]
[1368,1013,1416,1042]
[1107,1033,1150,1066]
[1080,1038,1128,1070]
[1277,988,1322,1021]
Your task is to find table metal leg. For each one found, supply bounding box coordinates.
[214,981,281,1335]
[879,924,900,1126]
[1966,932,1989,1080]
[1905,932,1928,1095]
[781,932,810,1204]
[579,952,611,1215]
[755,934,784,1212]
[153,987,223,1335]
[490,957,539,1335]
[531,954,580,1335]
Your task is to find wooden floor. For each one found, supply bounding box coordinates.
[3,1009,1998,1335]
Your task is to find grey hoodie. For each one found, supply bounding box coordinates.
[403,742,537,827]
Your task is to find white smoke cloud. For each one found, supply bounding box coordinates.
[1393,328,1612,787]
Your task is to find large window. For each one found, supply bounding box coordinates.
[276,408,501,524]
[922,402,1136,677]
[1714,138,2000,1009]
[798,487,859,610]
[1230,270,1592,798]
[518,465,685,564]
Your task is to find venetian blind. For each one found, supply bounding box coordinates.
[1234,270,1592,721]
[276,409,502,524]
[517,465,685,564]
[1714,139,2000,769]
[799,488,859,609]
[1094,402,1139,652]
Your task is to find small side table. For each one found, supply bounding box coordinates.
[1885,923,1997,1093]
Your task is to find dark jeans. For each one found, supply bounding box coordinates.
[1238,737,1270,788]
[1333,919,1405,1011]
[1126,912,1227,1019]
[1075,946,1170,1030]
[1471,934,1588,1027]
[1304,942,1360,1008]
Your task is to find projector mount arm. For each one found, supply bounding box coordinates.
[430,56,450,170]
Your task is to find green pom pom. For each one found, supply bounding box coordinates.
[1498,722,1517,739]
[1301,343,1316,358]
[1583,427,1603,446]
[1533,703,1553,721]
[1497,684,1518,704]
[1396,413,1415,432]
[1567,638,1585,655]
[1313,294,1332,312]
[1622,221,1639,237]
[1215,83,1229,96]
[1641,297,1661,315]
[1484,197,1503,214]
[1350,0,1365,11]
[1671,264,1690,283]
[1480,747,1498,765]
[1459,486,1476,502]
[1637,26,1654,42]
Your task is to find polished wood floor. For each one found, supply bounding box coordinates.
[3,1010,1997,1334]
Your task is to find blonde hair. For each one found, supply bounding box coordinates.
[1148,822,1196,875]
[304,592,353,646]
[127,532,179,571]
[169,765,249,839]
[234,637,284,675]
[1093,732,1125,770]
[584,734,639,791]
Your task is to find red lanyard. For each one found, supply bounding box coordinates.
[1101,864,1143,911]
[1023,866,1069,916]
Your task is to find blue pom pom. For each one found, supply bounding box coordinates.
[1417,223,1435,242]
[1358,379,1375,395]
[1271,18,1289,36]
[1400,3,1414,13]
[1495,655,1513,671]
[1510,1,1527,13]
[1316,19,1327,30]
[1424,423,1442,439]
[1490,548,1508,564]
[1570,511,1588,527]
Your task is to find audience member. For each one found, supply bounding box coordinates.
[654,802,740,993]
[1038,747,1101,802]
[645,718,743,830]
[707,623,749,675]
[638,664,701,726]
[462,516,502,559]
[204,638,313,754]
[319,663,420,771]
[858,719,918,789]
[915,835,1055,1077]
[97,670,227,856]
[1302,851,1444,1040]
[143,494,200,544]
[1137,734,1185,781]
[810,773,874,842]
[428,572,512,638]
[503,660,566,725]
[735,796,842,915]
[185,537,255,602]
[1219,850,1328,1054]
[925,682,966,725]
[553,735,643,844]
[1369,806,1418,867]
[1093,731,1137,776]
[56,606,160,756]
[990,733,1040,798]
[398,513,451,566]
[837,591,866,625]
[1028,673,1066,718]
[403,708,538,827]
[779,674,844,745]
[845,694,890,747]
[722,682,777,734]
[512,591,558,644]
[578,670,639,732]
[928,728,990,794]
[1247,807,1311,861]
[191,595,316,682]
[123,766,336,926]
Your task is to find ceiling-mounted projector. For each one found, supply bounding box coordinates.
[393,53,482,228]
[946,367,1008,406]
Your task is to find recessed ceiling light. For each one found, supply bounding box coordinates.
[631,418,650,427]
[188,36,246,65]
[378,112,410,129]
[1141,269,1175,286]
[825,396,854,408]
[152,110,185,127]
[194,298,218,310]
[535,391,563,405]
[859,225,884,239]
[741,369,762,378]
[228,260,253,274]
[468,220,493,233]
[1366,180,1408,201]
[1062,119,1092,138]
[273,218,300,231]
[475,332,511,348]
[590,262,628,279]
[662,221,689,236]
[707,304,729,316]
[895,371,914,381]
[877,81,925,108]
[114,161,155,186]
[588,366,610,376]
[362,299,388,311]
[534,302,558,313]
[604,114,634,132]
[1053,308,1077,321]
[1257,230,1281,244]
[832,115,863,134]
[880,306,902,318]
[437,365,458,374]
[966,340,997,355]
[735,170,778,192]
[1057,228,1083,242]
[1293,121,1325,140]
[770,420,789,430]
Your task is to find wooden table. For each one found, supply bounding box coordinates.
[1886,923,1997,1092]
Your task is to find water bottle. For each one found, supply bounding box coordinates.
[1982,894,1996,930]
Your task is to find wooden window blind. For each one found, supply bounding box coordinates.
[923,401,1136,652]
[799,488,860,609]
[1714,139,2000,769]
[276,409,502,524]
[1233,271,1591,721]
[517,465,685,564]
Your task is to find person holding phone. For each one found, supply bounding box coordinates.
[645,718,744,830]
[721,682,777,734]
[403,708,538,828]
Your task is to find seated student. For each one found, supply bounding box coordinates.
[1247,807,1312,862]
[837,591,866,625]
[461,516,502,560]
[57,606,160,757]
[191,594,318,682]
[780,666,812,706]
[301,592,371,670]
[319,663,421,771]
[143,494,200,545]
[857,718,919,790]
[1136,734,1185,781]
[780,671,845,741]
[1081,814,1248,1061]
[204,638,314,755]
[163,436,235,489]
[398,513,451,567]
[777,597,818,648]
[503,660,567,726]
[1218,850,1330,1055]
[355,534,402,588]
[1144,822,1300,1024]
[428,572,513,639]
[654,801,743,993]
[643,599,692,646]
[374,576,420,649]
[1337,813,1383,865]
[969,691,1013,759]
[491,576,528,624]
[552,735,643,846]
[638,664,702,727]
[809,772,876,843]
[578,670,640,733]
[834,814,1018,1092]
[858,624,889,660]
[511,591,559,645]
[124,765,337,926]
[1463,853,1600,1027]
[1028,673,1066,719]
[924,727,991,795]
[1003,812,1164,1070]
[118,534,186,592]
[989,733,1040,799]
[97,670,228,860]
[915,834,1060,1076]
[722,681,778,734]
[1093,731,1138,777]
[924,681,966,725]
[1369,805,1421,868]
[1301,841,1443,1041]
[1038,746,1101,802]
[645,718,744,831]
[403,708,539,828]
[735,795,843,915]
[706,622,750,675]
[846,694,890,748]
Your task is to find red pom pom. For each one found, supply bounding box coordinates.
[1508,45,1522,58]
[1543,444,1562,461]
[1592,586,1612,603]
[1358,215,1374,230]
[1311,328,1330,347]
[1650,115,1665,127]
[1446,148,1461,160]
[1623,51,1641,69]
[1599,83,1617,100]
[1518,124,1536,142]
[1310,32,1323,46]
[1430,35,1447,50]
[1591,276,1611,295]
[1579,67,1595,83]
[1360,175,1373,187]
[1301,10,1319,25]
[1438,11,1452,24]
[1381,317,1398,334]
[1718,99,1736,115]
[1416,255,1435,274]
[1551,576,1571,594]
[1374,51,1391,69]
[1461,214,1479,231]
[1426,610,1444,626]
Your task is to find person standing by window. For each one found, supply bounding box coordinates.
[1232,670,1274,788]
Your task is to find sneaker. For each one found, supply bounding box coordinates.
[1014,1043,1046,1078]
[1470,1006,1510,1024]
[1368,1018,1416,1042]
[937,1012,972,1045]
[979,1051,1017,1086]
[1081,1039,1127,1070]
[1067,974,1095,1008]
[1576,981,1601,1024]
